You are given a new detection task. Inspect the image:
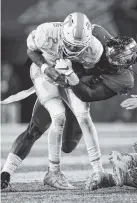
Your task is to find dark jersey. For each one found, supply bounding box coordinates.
[70,25,134,101]
[93,25,134,94]
[97,52,134,94]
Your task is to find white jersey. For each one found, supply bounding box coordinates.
[27,22,103,69]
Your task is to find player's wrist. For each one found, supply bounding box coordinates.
[65,69,74,76]
[41,63,49,74]
[66,72,79,86]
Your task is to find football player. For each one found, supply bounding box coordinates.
[1,19,137,190]
[83,142,137,190]
[109,142,137,189]
[109,93,137,188]
[54,36,137,190]
[1,12,106,190]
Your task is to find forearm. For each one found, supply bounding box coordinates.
[66,73,95,101]
[27,49,67,86]
[27,48,46,68]
[67,73,117,102]
[71,82,117,102]
[71,81,99,102]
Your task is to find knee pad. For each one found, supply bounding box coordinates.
[52,114,66,131]
[27,122,43,141]
[76,113,91,125]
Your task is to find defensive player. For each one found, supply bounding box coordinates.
[84,142,137,190]
[109,143,137,189]
[55,36,137,190]
[56,40,137,190]
[1,21,137,190]
[109,93,137,189]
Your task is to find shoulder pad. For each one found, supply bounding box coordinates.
[92,24,113,46]
[27,30,37,51]
[34,22,61,49]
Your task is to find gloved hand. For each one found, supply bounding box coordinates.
[55,59,73,76]
[44,66,69,88]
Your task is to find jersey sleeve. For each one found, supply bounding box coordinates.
[71,77,117,102]
[26,23,53,51]
[82,37,104,70]
[102,68,134,94]
[27,30,37,51]
[92,24,113,46]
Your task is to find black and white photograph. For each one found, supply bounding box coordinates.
[1,0,137,202]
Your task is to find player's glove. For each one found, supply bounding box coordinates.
[55,59,79,86]
[121,95,137,109]
[55,59,73,76]
[43,64,68,88]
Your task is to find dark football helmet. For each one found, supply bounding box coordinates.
[105,36,137,67]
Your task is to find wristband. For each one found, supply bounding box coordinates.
[66,72,79,86]
[41,64,49,74]
[65,69,74,76]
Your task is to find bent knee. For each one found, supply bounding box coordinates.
[76,113,92,125]
[27,122,43,141]
[62,141,77,153]
[52,114,66,128]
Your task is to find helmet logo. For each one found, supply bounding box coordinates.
[63,15,73,27]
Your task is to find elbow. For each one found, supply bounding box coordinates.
[27,48,33,57]
[124,79,135,94]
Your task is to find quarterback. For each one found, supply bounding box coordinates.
[1,13,137,190]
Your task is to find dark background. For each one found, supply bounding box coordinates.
[1,0,137,122]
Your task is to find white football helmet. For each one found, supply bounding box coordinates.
[60,12,92,57]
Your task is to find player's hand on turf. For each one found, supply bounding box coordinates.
[55,59,73,76]
[121,95,137,109]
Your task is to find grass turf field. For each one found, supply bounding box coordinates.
[1,123,137,203]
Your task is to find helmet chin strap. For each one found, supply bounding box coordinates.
[59,40,89,58]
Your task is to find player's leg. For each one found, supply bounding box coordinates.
[60,88,112,189]
[11,100,51,159]
[31,63,65,172]
[62,102,82,153]
[42,98,75,189]
[31,63,75,189]
[61,89,102,168]
[1,99,51,189]
[1,62,68,190]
